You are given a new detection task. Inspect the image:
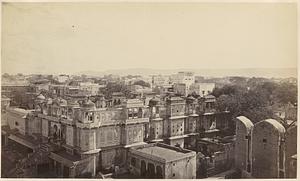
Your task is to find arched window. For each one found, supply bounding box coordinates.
[88,112,94,122]
[128,109,133,119]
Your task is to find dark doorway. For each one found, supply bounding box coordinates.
[156,166,163,179]
[63,165,69,178]
[141,160,146,177]
[37,163,50,176]
[147,163,155,179]
[98,152,102,172]
[56,162,61,176]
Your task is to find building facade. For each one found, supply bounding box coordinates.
[128,142,196,179]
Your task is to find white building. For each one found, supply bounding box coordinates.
[189,83,215,97]
[152,75,171,87]
[56,74,69,83]
[79,82,103,96]
[173,83,189,96]
[170,72,195,88]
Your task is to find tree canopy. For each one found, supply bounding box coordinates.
[212,78,297,123]
[133,80,151,88]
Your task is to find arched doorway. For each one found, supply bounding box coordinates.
[141,160,146,177]
[147,163,155,178]
[156,165,163,178]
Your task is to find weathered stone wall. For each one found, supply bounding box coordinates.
[170,119,184,136]
[149,121,163,140]
[285,125,297,178]
[123,124,144,145]
[252,120,285,178]
[235,116,253,173]
[165,156,196,179]
[6,111,27,135]
[96,126,121,148]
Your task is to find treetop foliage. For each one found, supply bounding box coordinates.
[212,77,297,123]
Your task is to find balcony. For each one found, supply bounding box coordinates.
[124,117,149,125]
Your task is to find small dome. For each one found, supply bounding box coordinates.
[37,94,46,100]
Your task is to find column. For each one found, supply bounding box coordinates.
[53,161,57,175]
[93,154,97,177]
[60,163,64,177]
[4,135,8,146]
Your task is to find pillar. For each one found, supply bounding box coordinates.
[60,163,64,177]
[4,135,8,146]
[92,155,97,176]
[53,161,57,175]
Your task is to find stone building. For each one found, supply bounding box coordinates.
[173,83,189,96]
[252,119,286,178]
[128,142,196,179]
[111,92,126,106]
[184,95,199,149]
[194,134,235,177]
[164,96,187,147]
[170,72,195,89]
[234,116,254,177]
[234,117,297,179]
[148,97,164,143]
[152,75,171,87]
[197,95,232,138]
[1,95,11,111]
[79,82,102,96]
[189,83,215,97]
[2,88,234,178]
[2,94,150,178]
[284,121,297,178]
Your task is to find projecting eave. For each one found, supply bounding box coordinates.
[169,115,188,120]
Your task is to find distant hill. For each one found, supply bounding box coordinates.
[78,68,297,78]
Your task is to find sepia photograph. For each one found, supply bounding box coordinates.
[0,1,298,179]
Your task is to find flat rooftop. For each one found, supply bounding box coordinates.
[131,143,195,163]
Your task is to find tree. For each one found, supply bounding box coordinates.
[133,80,150,88]
[214,81,274,123]
[213,77,297,124]
[274,82,297,104]
[103,82,131,98]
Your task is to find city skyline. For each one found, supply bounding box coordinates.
[2,2,297,75]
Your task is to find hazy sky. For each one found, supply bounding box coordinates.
[2,2,297,74]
